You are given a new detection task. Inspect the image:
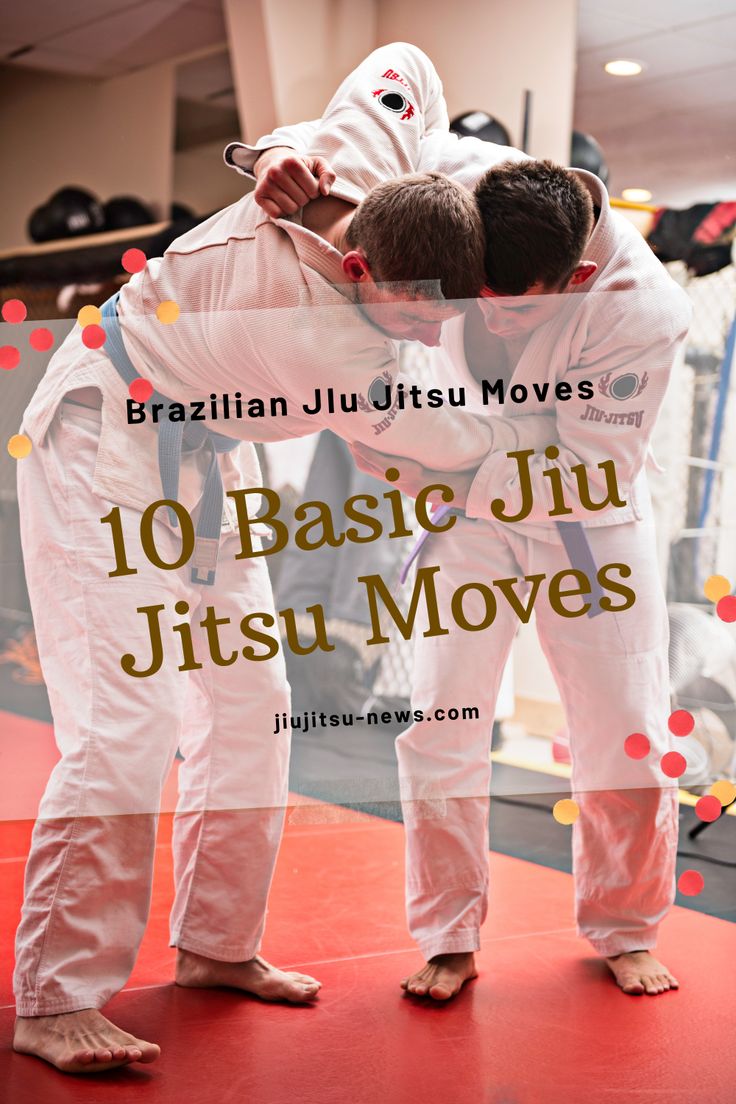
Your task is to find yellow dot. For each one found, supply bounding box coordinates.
[7,433,32,459]
[77,304,101,327]
[704,574,731,603]
[709,780,736,806]
[553,798,579,825]
[156,300,180,324]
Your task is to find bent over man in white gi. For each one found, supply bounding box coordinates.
[14,44,560,1074]
[231,43,692,1002]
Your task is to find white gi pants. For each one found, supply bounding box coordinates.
[14,403,291,1016]
[401,508,678,961]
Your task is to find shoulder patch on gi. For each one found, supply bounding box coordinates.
[598,370,648,401]
[372,88,415,121]
[367,372,392,407]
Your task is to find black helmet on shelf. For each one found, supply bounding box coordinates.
[103,195,155,231]
[28,186,105,243]
[450,111,512,147]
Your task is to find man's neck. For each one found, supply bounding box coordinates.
[301,194,356,253]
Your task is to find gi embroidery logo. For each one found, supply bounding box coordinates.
[580,403,644,428]
[358,370,400,435]
[364,372,393,408]
[381,67,412,91]
[598,370,648,400]
[372,88,415,121]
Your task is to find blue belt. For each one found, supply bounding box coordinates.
[100,293,239,586]
[400,507,604,619]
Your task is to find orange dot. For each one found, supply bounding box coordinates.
[78,304,102,327]
[553,799,579,825]
[703,574,731,603]
[7,433,32,459]
[709,780,736,806]
[122,248,147,274]
[156,300,180,324]
[2,299,27,324]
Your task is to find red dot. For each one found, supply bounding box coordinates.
[29,327,54,352]
[661,751,687,778]
[624,732,650,759]
[122,248,147,274]
[2,299,27,324]
[716,595,736,623]
[695,795,722,823]
[677,869,704,897]
[0,345,20,370]
[129,377,153,403]
[668,709,694,737]
[82,324,106,349]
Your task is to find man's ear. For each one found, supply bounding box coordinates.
[342,249,372,283]
[568,261,597,286]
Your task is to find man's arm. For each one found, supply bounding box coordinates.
[224,119,321,178]
[285,42,451,203]
[465,292,692,524]
[348,289,691,516]
[273,319,498,472]
[225,42,451,206]
[226,118,529,203]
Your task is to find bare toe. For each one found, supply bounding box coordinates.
[136,1042,161,1063]
[428,984,454,1000]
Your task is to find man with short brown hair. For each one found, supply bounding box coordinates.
[345,170,485,300]
[232,44,691,1004]
[475,158,595,294]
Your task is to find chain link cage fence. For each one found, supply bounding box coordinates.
[663,258,736,605]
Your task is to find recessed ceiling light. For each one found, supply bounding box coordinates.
[604,59,643,77]
[622,187,652,203]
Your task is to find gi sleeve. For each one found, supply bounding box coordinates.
[223,115,531,196]
[224,120,321,179]
[224,43,450,201]
[277,315,497,471]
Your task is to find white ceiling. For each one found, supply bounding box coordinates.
[0,0,225,78]
[575,0,736,205]
[2,0,735,208]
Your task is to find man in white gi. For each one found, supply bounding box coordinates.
[233,44,692,1002]
[14,44,562,1074]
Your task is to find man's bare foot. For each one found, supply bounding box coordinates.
[401,952,478,1001]
[13,1009,160,1074]
[606,950,680,995]
[175,950,321,1003]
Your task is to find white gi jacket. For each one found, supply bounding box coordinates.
[225,43,692,538]
[21,43,548,520]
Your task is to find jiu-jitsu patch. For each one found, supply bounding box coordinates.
[372,88,415,121]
